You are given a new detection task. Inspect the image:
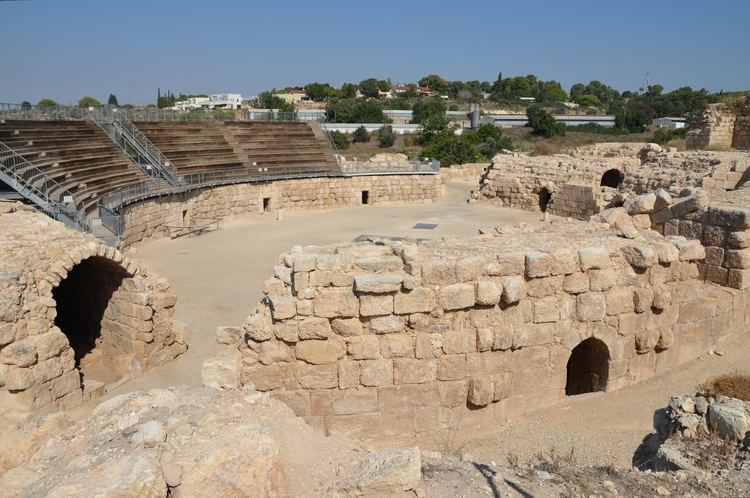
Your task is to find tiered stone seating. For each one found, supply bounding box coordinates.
[133,122,245,175]
[223,122,339,176]
[0,120,149,212]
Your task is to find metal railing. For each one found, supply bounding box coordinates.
[0,141,88,230]
[90,108,179,185]
[340,159,441,175]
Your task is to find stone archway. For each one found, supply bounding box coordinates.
[565,337,610,395]
[600,169,624,188]
[52,255,129,388]
[538,188,552,212]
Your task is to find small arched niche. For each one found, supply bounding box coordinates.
[565,337,610,395]
[600,168,624,188]
[538,187,552,213]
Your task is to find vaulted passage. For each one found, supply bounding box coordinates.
[52,256,127,383]
[538,188,552,212]
[566,338,610,395]
[600,168,624,188]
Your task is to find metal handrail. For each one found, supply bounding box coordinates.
[0,141,88,230]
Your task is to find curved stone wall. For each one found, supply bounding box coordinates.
[121,174,441,247]
[0,204,185,413]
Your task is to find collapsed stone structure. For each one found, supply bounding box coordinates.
[686,102,750,151]
[205,178,750,445]
[0,203,185,414]
[474,144,750,220]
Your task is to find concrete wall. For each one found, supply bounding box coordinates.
[0,205,185,413]
[121,175,441,247]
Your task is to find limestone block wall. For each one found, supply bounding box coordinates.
[0,205,186,413]
[121,174,441,247]
[686,103,750,151]
[439,163,489,184]
[228,225,748,447]
[477,147,750,221]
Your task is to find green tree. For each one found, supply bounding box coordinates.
[78,96,102,108]
[20,101,32,111]
[411,98,446,124]
[615,108,649,133]
[526,105,565,137]
[325,99,387,123]
[255,91,294,112]
[340,83,357,99]
[377,79,392,92]
[352,125,370,143]
[305,82,339,102]
[37,98,58,109]
[108,94,119,106]
[418,74,450,94]
[417,116,453,145]
[570,83,586,101]
[651,127,675,145]
[328,131,350,150]
[575,94,601,107]
[358,78,381,98]
[423,135,480,166]
[378,125,395,148]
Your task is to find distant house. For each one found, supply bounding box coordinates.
[519,97,536,103]
[274,88,310,105]
[416,86,439,97]
[174,93,243,111]
[378,90,393,99]
[653,117,687,130]
[393,84,409,95]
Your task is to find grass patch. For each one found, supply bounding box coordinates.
[702,373,750,401]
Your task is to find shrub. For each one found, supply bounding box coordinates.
[412,99,446,124]
[615,108,649,133]
[423,135,480,166]
[325,99,387,123]
[378,125,396,148]
[652,127,675,145]
[329,131,350,150]
[526,105,565,137]
[78,96,102,108]
[352,125,370,143]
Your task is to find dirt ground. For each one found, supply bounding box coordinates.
[72,179,750,475]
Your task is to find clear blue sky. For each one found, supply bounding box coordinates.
[2,0,748,105]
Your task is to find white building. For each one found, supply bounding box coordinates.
[174,93,243,111]
[653,117,687,130]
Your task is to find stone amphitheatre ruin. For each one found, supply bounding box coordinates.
[2,101,750,493]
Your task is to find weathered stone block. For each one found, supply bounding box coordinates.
[298,317,331,340]
[578,247,609,271]
[624,193,656,215]
[621,245,658,268]
[525,251,554,278]
[437,354,466,381]
[369,315,405,334]
[360,359,393,387]
[313,288,358,318]
[421,260,456,285]
[605,287,634,315]
[393,288,436,314]
[576,293,606,321]
[632,288,653,313]
[295,338,345,365]
[297,363,338,389]
[563,272,589,294]
[533,296,559,323]
[268,295,297,320]
[492,372,512,401]
[501,276,526,304]
[354,273,403,293]
[332,318,363,337]
[476,328,494,352]
[475,280,502,306]
[494,252,525,276]
[347,335,381,360]
[456,256,485,281]
[393,358,436,384]
[379,334,413,358]
[671,239,706,262]
[467,377,493,407]
[588,269,616,292]
[359,295,394,317]
[442,328,476,354]
[438,284,475,311]
[338,361,360,389]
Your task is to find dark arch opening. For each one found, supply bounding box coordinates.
[600,169,624,188]
[538,188,552,212]
[565,337,610,395]
[52,256,127,383]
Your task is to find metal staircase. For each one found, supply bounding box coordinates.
[0,141,89,231]
[90,108,179,186]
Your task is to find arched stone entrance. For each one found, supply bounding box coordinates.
[538,188,552,212]
[565,337,610,395]
[52,256,129,387]
[600,169,624,188]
